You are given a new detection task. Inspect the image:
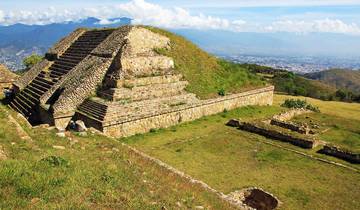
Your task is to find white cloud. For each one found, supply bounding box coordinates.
[0,0,359,36]
[265,19,360,35]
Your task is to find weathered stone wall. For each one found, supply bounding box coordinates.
[272,109,312,121]
[102,86,274,137]
[52,56,113,130]
[123,27,170,56]
[114,74,183,88]
[270,119,310,135]
[46,28,87,60]
[13,60,53,91]
[102,26,174,80]
[237,121,318,149]
[120,56,174,77]
[319,145,360,164]
[101,81,188,101]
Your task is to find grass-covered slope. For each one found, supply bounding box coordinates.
[0,102,233,209]
[305,69,360,93]
[146,27,266,99]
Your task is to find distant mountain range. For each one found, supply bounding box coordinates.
[1,17,360,72]
[0,17,131,70]
[305,69,360,93]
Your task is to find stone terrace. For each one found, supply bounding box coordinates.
[10,25,274,137]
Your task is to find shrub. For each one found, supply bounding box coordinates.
[218,88,226,96]
[281,99,320,112]
[23,54,43,69]
[40,156,69,167]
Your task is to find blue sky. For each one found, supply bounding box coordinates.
[1,0,360,35]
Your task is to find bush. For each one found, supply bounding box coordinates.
[23,54,43,69]
[281,99,320,112]
[218,88,226,96]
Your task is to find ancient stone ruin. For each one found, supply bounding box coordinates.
[9,26,274,137]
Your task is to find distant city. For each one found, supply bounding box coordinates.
[221,54,360,74]
[2,47,360,74]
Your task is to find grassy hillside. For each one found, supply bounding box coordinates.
[125,94,360,210]
[0,102,233,209]
[305,69,360,93]
[239,63,360,102]
[146,27,266,99]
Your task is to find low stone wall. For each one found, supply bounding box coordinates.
[46,28,87,60]
[102,86,274,137]
[13,60,53,91]
[270,119,310,135]
[272,108,312,121]
[319,145,360,164]
[236,121,318,149]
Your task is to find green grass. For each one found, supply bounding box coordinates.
[146,26,266,99]
[124,96,360,210]
[0,104,233,209]
[292,112,360,152]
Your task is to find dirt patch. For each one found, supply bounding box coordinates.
[228,188,280,210]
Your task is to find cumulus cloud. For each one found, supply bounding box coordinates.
[265,19,360,35]
[0,0,359,36]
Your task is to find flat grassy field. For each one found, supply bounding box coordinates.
[0,103,234,209]
[124,95,360,210]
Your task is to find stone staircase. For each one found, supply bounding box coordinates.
[10,29,114,122]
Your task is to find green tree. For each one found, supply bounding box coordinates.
[23,54,43,69]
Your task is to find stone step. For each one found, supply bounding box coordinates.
[59,55,83,62]
[56,58,79,65]
[49,70,64,78]
[29,82,49,93]
[65,49,93,55]
[28,84,46,95]
[24,87,41,99]
[16,94,34,109]
[79,102,107,113]
[22,89,40,102]
[32,79,52,90]
[70,43,99,48]
[53,60,77,69]
[50,63,73,71]
[61,52,88,58]
[77,106,106,120]
[12,98,31,116]
[50,66,71,74]
[35,77,55,86]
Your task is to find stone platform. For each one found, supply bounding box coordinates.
[10,25,274,137]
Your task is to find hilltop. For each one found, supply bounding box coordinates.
[305,69,360,94]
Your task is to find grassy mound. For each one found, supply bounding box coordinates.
[146,27,266,99]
